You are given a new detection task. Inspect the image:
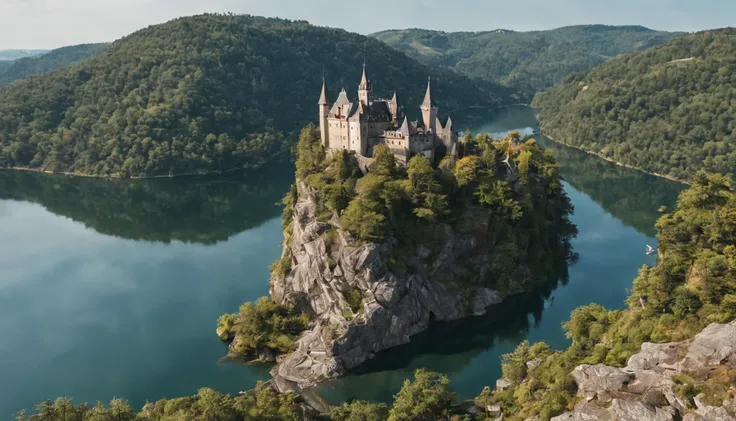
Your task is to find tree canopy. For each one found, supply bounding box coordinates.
[372,25,681,100]
[479,172,736,420]
[0,14,513,177]
[533,28,736,182]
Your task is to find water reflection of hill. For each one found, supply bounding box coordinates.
[317,264,569,404]
[457,106,685,238]
[0,162,294,244]
[536,137,685,237]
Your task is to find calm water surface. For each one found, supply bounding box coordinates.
[0,107,684,417]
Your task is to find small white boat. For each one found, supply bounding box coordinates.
[646,245,657,255]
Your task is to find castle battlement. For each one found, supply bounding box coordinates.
[318,65,458,166]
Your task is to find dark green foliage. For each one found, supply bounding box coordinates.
[387,369,454,421]
[533,28,736,182]
[296,124,326,180]
[407,154,449,221]
[328,401,390,421]
[373,25,681,100]
[370,145,398,178]
[342,286,363,315]
[0,60,11,74]
[0,43,108,85]
[479,173,736,420]
[223,296,310,358]
[20,369,480,421]
[500,341,553,384]
[16,386,303,421]
[0,14,512,178]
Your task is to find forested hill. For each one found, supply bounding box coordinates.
[533,28,736,182]
[0,43,109,85]
[0,14,512,178]
[372,25,681,100]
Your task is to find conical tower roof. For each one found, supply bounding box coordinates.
[421,77,433,109]
[318,78,329,105]
[399,116,412,136]
[360,63,368,87]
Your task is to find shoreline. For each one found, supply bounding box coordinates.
[539,131,690,186]
[0,154,289,180]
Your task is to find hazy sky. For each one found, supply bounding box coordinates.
[1,0,734,49]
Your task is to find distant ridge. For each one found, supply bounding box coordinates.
[0,43,109,85]
[372,24,683,99]
[0,14,513,178]
[0,49,49,61]
[533,28,736,182]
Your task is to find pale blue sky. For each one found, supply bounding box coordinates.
[1,0,734,49]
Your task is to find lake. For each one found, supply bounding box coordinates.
[0,107,685,418]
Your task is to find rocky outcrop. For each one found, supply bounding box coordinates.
[268,181,512,389]
[551,320,736,421]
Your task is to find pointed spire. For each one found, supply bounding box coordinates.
[445,116,453,130]
[359,63,369,89]
[421,76,432,109]
[399,115,411,136]
[318,78,329,105]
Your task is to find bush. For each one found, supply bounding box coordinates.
[388,369,454,421]
[228,296,310,357]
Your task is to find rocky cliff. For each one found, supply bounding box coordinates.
[267,180,517,388]
[549,320,736,421]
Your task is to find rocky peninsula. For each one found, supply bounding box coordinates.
[217,125,578,389]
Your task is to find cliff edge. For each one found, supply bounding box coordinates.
[550,320,736,421]
[269,180,507,387]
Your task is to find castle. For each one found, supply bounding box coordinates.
[318,65,458,166]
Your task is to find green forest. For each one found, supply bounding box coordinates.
[17,173,736,420]
[533,28,736,182]
[0,43,108,85]
[481,172,736,420]
[372,25,681,100]
[0,14,512,178]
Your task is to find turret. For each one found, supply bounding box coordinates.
[390,89,399,124]
[420,77,438,133]
[358,64,371,106]
[318,78,330,148]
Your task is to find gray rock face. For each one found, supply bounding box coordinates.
[681,322,736,371]
[572,364,632,401]
[269,182,507,388]
[496,377,514,392]
[551,320,736,421]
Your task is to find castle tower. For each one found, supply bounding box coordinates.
[390,89,399,124]
[318,78,330,148]
[358,63,371,106]
[420,77,437,133]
